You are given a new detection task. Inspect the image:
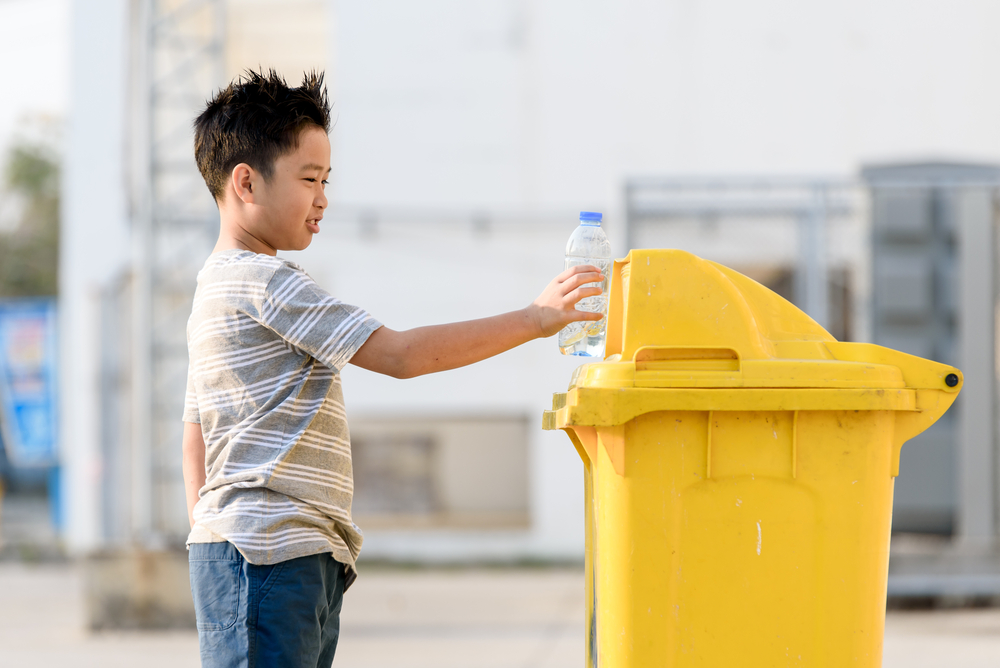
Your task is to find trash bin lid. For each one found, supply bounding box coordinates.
[544,250,962,477]
[569,249,960,393]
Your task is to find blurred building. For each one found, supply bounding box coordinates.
[61,0,1000,581]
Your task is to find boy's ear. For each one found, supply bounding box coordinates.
[231,163,256,204]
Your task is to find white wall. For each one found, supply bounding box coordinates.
[333,0,1000,213]
[59,0,1000,558]
[332,1,529,210]
[324,0,1000,561]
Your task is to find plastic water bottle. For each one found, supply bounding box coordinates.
[558,211,612,357]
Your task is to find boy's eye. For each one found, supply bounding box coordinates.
[321,180,329,186]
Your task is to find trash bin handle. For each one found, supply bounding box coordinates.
[633,346,742,372]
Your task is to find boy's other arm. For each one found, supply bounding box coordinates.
[182,421,207,529]
[350,264,604,379]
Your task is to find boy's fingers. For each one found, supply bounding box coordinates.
[573,310,604,321]
[560,272,604,293]
[565,286,603,304]
[558,264,601,281]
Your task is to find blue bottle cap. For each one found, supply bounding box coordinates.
[579,211,603,223]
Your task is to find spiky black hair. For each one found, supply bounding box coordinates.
[193,69,331,202]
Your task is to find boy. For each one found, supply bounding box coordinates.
[182,69,603,667]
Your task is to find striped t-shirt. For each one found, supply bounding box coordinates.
[183,249,381,582]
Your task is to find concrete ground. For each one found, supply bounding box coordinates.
[1,562,1000,667]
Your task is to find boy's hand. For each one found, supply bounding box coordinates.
[526,264,606,338]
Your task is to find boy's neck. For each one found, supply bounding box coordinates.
[214,208,278,256]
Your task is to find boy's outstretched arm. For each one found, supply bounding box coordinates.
[350,264,605,379]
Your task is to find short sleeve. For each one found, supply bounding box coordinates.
[183,362,201,423]
[260,262,382,371]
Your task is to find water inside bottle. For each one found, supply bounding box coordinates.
[558,256,610,357]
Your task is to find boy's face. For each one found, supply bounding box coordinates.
[251,125,330,251]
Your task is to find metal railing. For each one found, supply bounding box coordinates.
[624,176,858,332]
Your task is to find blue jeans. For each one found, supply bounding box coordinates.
[189,542,346,668]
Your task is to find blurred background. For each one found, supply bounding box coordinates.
[4,0,1000,665]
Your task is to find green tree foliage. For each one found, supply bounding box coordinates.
[0,142,60,297]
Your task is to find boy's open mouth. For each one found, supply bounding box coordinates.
[306,220,321,233]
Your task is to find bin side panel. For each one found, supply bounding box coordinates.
[594,411,708,666]
[592,409,895,668]
[799,410,895,666]
[677,410,820,666]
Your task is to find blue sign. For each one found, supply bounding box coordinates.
[0,299,58,467]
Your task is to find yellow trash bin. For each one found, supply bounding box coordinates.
[543,249,962,668]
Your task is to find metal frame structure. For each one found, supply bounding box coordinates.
[861,167,1000,547]
[129,0,224,545]
[624,177,858,331]
[863,169,1000,598]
